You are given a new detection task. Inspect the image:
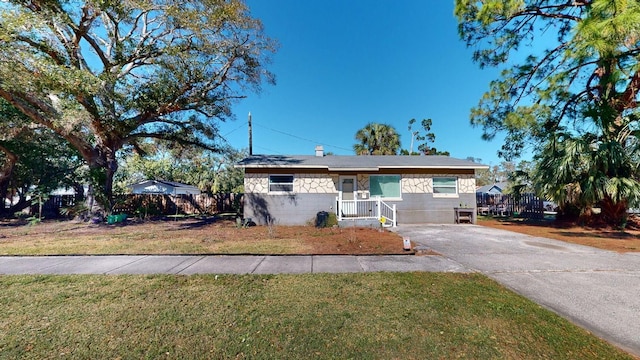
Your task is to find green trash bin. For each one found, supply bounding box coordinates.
[107,214,127,224]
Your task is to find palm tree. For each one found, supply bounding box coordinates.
[533,126,640,227]
[353,123,401,155]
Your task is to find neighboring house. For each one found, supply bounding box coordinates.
[475,182,508,195]
[129,180,201,195]
[476,182,509,216]
[50,185,89,196]
[236,146,487,226]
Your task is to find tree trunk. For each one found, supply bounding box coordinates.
[2,196,30,217]
[600,196,628,228]
[104,155,117,212]
[72,181,85,202]
[85,145,119,215]
[0,144,18,216]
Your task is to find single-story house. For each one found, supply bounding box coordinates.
[476,182,508,195]
[236,146,488,226]
[476,182,509,216]
[129,180,201,195]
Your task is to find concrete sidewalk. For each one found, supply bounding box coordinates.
[0,254,468,275]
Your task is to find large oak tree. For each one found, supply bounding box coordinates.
[0,0,275,211]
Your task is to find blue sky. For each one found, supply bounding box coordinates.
[220,1,505,166]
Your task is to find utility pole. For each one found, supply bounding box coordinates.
[248,112,253,155]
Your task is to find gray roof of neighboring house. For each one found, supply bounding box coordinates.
[129,180,200,190]
[476,182,508,194]
[237,155,488,171]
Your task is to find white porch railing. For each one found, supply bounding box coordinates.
[336,195,397,227]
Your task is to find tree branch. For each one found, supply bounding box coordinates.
[123,132,222,152]
[0,88,97,163]
[617,69,640,112]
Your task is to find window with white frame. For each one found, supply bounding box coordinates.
[433,177,457,196]
[369,175,401,199]
[269,175,294,193]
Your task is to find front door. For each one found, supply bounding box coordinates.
[339,176,357,216]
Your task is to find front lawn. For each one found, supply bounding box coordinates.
[0,218,405,255]
[0,273,632,359]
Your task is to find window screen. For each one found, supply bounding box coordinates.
[269,175,294,192]
[433,177,457,194]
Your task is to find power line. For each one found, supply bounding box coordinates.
[253,122,352,152]
[254,145,283,154]
[222,123,246,137]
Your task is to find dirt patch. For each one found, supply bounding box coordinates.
[0,218,410,255]
[480,218,640,253]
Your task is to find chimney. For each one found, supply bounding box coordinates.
[315,145,324,157]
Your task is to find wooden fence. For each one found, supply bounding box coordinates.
[30,195,77,218]
[112,193,243,216]
[33,193,243,218]
[476,192,544,219]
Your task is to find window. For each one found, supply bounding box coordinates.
[433,177,457,196]
[269,175,294,193]
[370,175,401,199]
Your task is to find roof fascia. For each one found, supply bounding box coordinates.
[378,165,489,170]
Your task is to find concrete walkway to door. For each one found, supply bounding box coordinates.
[394,224,640,357]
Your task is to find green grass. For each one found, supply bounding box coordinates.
[0,273,632,359]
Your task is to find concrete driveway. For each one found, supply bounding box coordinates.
[395,224,640,357]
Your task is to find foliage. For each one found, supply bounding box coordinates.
[0,99,85,216]
[59,203,90,219]
[456,0,640,158]
[353,123,401,155]
[456,0,640,225]
[469,158,523,187]
[114,144,246,194]
[533,131,640,226]
[25,216,42,226]
[326,212,338,227]
[0,100,22,198]
[0,0,276,210]
[404,118,449,155]
[507,160,534,195]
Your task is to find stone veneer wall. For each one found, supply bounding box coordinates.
[296,173,339,193]
[244,173,476,195]
[243,172,477,225]
[401,174,476,194]
[244,173,337,194]
[244,173,268,193]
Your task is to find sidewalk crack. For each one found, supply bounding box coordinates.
[250,256,266,274]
